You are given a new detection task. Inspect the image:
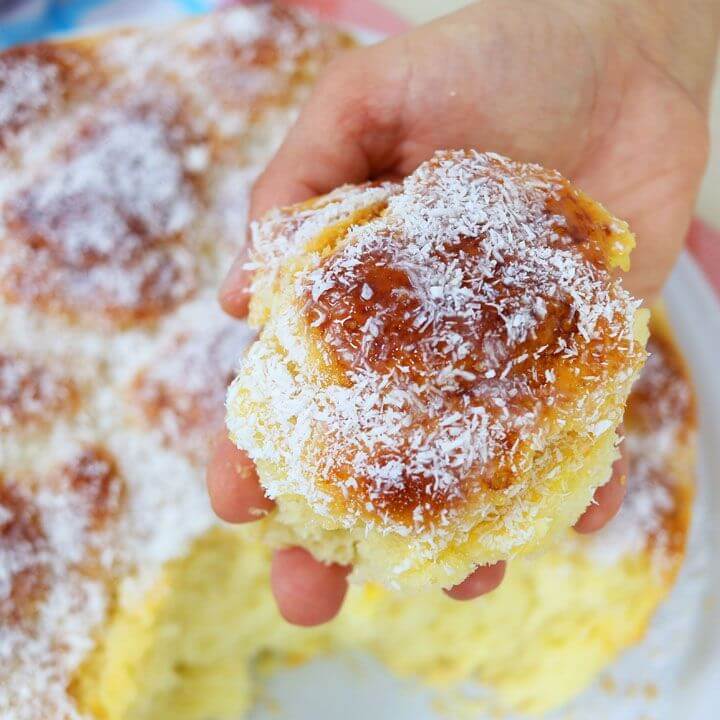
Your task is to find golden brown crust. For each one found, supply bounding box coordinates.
[625,312,697,561]
[0,352,78,430]
[0,6,352,329]
[0,482,48,626]
[130,318,253,462]
[180,4,353,129]
[0,42,100,148]
[1,94,207,324]
[56,448,126,532]
[238,151,645,544]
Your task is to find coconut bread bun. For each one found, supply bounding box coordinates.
[227,149,648,589]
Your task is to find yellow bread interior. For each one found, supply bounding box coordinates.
[73,528,331,720]
[73,521,679,720]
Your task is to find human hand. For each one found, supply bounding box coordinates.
[208,0,719,625]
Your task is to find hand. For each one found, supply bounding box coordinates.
[208,0,719,625]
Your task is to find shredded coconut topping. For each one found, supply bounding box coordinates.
[244,151,644,532]
[179,3,343,113]
[0,3,345,328]
[590,335,695,564]
[15,117,195,263]
[133,309,255,461]
[249,182,397,292]
[0,5,346,719]
[0,51,65,141]
[2,107,201,322]
[0,450,123,720]
[0,352,76,429]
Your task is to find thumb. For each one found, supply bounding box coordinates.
[249,44,408,220]
[219,45,407,318]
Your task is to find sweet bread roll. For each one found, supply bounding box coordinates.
[337,309,697,717]
[0,6,695,719]
[0,5,350,719]
[227,150,649,589]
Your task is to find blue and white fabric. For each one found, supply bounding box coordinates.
[0,0,217,48]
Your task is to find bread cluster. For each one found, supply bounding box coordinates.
[87,311,697,720]
[0,6,694,720]
[0,6,348,719]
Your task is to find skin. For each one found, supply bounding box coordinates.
[207,0,720,626]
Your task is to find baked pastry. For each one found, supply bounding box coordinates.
[0,5,350,719]
[78,309,696,720]
[226,150,649,589]
[0,7,695,720]
[339,309,696,717]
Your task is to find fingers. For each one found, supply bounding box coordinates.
[207,442,350,625]
[271,547,351,626]
[206,434,275,523]
[444,561,506,601]
[574,450,628,534]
